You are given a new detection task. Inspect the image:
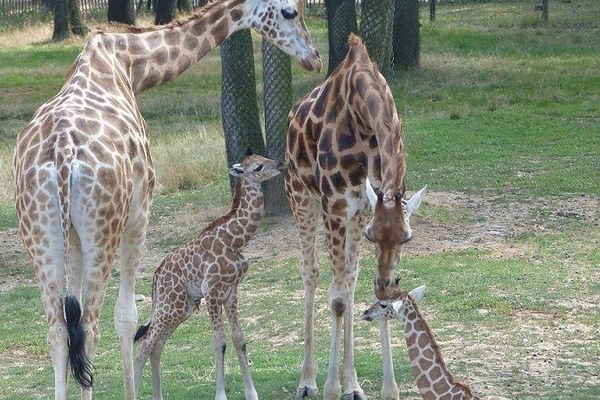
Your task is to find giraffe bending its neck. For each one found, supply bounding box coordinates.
[285,34,426,400]
[77,0,321,95]
[363,287,510,400]
[134,155,285,400]
[12,1,320,399]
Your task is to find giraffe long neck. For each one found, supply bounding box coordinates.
[106,0,252,93]
[344,49,405,202]
[399,299,478,400]
[204,178,264,250]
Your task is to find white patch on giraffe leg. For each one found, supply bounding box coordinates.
[323,315,342,400]
[379,318,399,400]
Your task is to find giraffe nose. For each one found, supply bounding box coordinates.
[362,309,373,321]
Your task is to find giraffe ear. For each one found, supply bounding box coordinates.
[229,163,245,177]
[365,177,378,210]
[409,285,427,301]
[406,185,427,217]
[392,300,403,314]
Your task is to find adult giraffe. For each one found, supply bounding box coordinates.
[285,34,425,400]
[12,1,321,399]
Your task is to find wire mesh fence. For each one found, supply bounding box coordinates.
[0,0,530,18]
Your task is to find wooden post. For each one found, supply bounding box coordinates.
[542,0,549,25]
[430,0,436,21]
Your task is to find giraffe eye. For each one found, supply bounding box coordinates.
[281,8,298,19]
[380,303,388,309]
[253,164,264,172]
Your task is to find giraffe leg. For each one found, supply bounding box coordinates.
[76,237,118,400]
[322,214,350,400]
[116,212,148,400]
[288,194,320,399]
[323,311,343,400]
[18,171,78,399]
[36,254,69,400]
[149,334,170,400]
[379,319,399,400]
[341,218,366,400]
[135,302,188,400]
[134,326,154,399]
[207,295,227,400]
[224,288,258,400]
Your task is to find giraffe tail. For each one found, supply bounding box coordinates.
[134,322,151,342]
[55,134,93,388]
[64,295,93,388]
[134,262,161,343]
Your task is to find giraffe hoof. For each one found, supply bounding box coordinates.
[342,390,367,400]
[295,386,318,399]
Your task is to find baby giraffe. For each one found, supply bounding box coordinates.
[363,286,509,400]
[134,154,286,400]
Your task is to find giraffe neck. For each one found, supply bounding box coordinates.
[398,298,477,400]
[344,43,405,203]
[202,178,264,249]
[97,0,252,94]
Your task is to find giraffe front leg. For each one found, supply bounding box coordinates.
[208,296,227,400]
[224,288,258,400]
[379,318,399,400]
[341,274,366,400]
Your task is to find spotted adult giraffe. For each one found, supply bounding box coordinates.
[12,1,321,399]
[133,154,285,400]
[363,286,510,400]
[285,34,426,400]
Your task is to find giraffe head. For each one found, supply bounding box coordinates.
[362,285,426,322]
[249,0,322,72]
[228,154,287,183]
[365,180,427,299]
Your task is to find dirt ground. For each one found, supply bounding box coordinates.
[2,190,598,292]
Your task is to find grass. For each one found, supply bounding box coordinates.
[1,1,599,399]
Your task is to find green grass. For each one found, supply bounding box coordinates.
[1,1,600,399]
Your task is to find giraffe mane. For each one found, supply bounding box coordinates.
[197,177,243,236]
[408,296,477,396]
[93,0,233,34]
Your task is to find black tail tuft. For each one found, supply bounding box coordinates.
[134,322,151,343]
[64,295,93,389]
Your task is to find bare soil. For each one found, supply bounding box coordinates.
[3,190,598,291]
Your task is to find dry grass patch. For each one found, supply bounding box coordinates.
[151,123,226,193]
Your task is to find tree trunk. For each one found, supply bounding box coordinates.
[177,0,192,13]
[261,39,293,215]
[52,0,69,41]
[542,0,549,25]
[68,0,88,36]
[360,0,395,78]
[221,30,265,189]
[154,0,177,25]
[325,0,358,75]
[108,0,136,25]
[392,0,420,71]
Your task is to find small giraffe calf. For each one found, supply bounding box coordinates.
[134,154,286,400]
[363,286,510,400]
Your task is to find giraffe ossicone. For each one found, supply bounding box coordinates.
[134,154,285,400]
[363,286,510,400]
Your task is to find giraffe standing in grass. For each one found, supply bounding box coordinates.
[285,34,426,400]
[12,1,321,399]
[134,155,286,400]
[363,286,510,400]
